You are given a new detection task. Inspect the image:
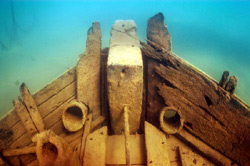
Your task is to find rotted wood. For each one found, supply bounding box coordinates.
[13,100,37,137]
[20,83,45,133]
[80,114,92,164]
[141,41,250,165]
[219,71,229,88]
[176,129,236,166]
[77,22,102,120]
[225,75,238,95]
[147,12,171,52]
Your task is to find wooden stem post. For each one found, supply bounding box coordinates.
[123,106,131,166]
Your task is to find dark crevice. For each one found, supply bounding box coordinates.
[185,122,193,130]
[198,105,226,127]
[204,95,213,106]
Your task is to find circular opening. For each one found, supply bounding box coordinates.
[160,107,184,134]
[42,143,58,163]
[65,106,83,124]
[163,110,181,129]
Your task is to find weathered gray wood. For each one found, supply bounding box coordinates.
[77,22,102,120]
[141,41,250,165]
[144,121,170,166]
[176,129,236,166]
[225,75,238,95]
[20,84,45,132]
[147,12,171,52]
[13,100,37,137]
[83,126,107,166]
[219,71,229,88]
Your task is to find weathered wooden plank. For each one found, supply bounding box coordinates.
[175,129,236,166]
[144,121,170,166]
[106,134,146,165]
[108,20,143,134]
[39,82,75,119]
[77,22,102,120]
[141,39,250,165]
[43,97,75,130]
[2,146,36,157]
[9,133,32,149]
[83,126,107,166]
[91,116,105,132]
[80,114,92,163]
[33,67,76,105]
[147,12,171,52]
[0,68,76,149]
[123,106,131,166]
[20,84,45,132]
[13,100,37,137]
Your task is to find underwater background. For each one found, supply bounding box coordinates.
[0,0,249,117]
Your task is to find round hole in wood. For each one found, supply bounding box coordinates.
[62,100,88,132]
[160,107,184,134]
[42,143,58,164]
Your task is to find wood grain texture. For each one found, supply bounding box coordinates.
[145,121,170,166]
[83,126,107,166]
[13,100,37,137]
[141,42,250,166]
[77,22,102,120]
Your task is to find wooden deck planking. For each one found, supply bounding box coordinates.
[1,69,76,149]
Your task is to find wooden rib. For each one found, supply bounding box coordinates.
[177,146,186,166]
[80,114,93,163]
[13,100,37,136]
[20,83,45,132]
[2,146,36,157]
[83,126,107,166]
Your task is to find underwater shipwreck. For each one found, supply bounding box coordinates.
[0,13,250,166]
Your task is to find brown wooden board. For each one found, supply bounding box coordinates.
[0,68,76,149]
[141,42,250,166]
[83,126,107,166]
[144,121,170,166]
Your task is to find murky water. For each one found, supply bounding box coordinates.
[0,0,249,117]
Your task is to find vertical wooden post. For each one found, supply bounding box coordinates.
[225,76,238,95]
[219,71,229,88]
[123,106,131,166]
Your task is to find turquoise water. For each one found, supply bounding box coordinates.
[0,0,250,117]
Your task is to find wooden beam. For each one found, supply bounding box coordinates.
[141,40,250,165]
[175,129,237,166]
[83,126,107,166]
[219,71,229,88]
[20,83,45,132]
[145,121,170,166]
[2,146,36,157]
[123,106,131,166]
[13,100,37,137]
[80,114,92,163]
[77,22,102,120]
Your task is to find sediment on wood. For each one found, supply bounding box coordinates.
[141,41,250,166]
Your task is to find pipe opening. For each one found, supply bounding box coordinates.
[62,100,88,132]
[160,107,184,134]
[42,143,58,163]
[65,106,83,124]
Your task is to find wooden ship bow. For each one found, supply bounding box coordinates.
[1,13,250,166]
